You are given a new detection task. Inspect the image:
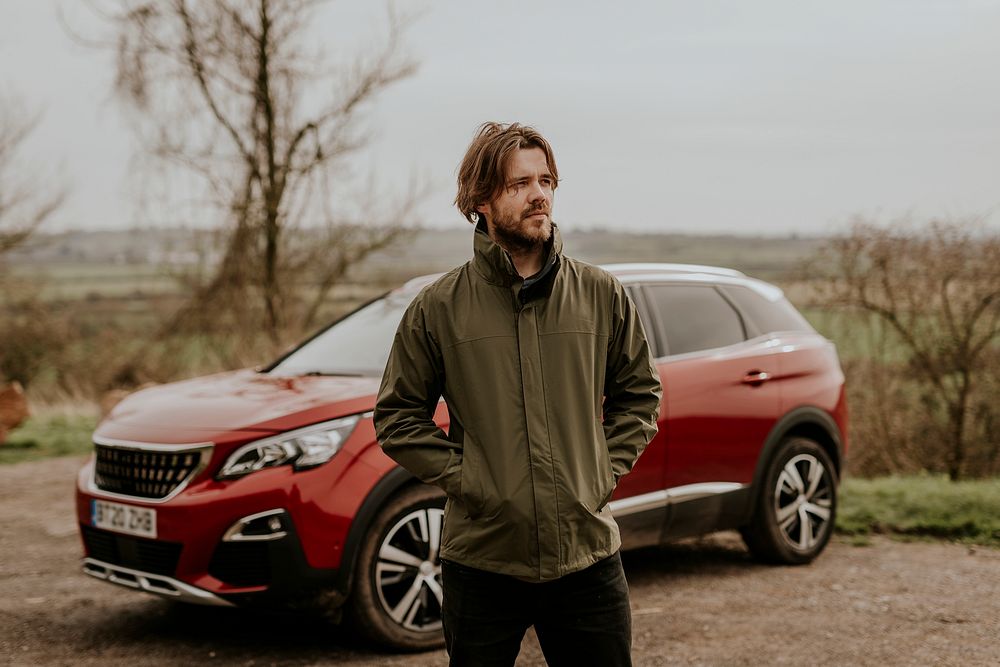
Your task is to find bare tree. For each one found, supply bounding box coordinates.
[810,216,1000,480]
[0,95,68,390]
[0,98,65,263]
[102,0,419,345]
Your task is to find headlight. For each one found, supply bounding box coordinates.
[218,414,362,479]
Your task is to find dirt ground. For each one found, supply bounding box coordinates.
[1,456,998,667]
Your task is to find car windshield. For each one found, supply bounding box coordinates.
[267,290,413,377]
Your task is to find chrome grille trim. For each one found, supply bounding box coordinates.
[89,435,214,504]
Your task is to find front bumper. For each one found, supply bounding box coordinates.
[76,457,347,604]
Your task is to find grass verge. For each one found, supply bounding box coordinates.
[1,408,98,465]
[836,475,1000,547]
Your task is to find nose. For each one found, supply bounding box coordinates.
[528,180,549,204]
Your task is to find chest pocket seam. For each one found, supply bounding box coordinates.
[444,334,517,350]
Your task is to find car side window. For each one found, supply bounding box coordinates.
[626,286,664,357]
[720,285,814,336]
[644,284,745,356]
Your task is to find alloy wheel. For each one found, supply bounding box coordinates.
[374,506,444,633]
[772,453,833,552]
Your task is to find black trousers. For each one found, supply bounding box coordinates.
[440,552,632,667]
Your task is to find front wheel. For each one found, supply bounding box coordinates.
[741,437,838,564]
[346,484,447,651]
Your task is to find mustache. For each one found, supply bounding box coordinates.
[522,204,550,218]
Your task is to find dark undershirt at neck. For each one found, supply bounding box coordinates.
[519,245,558,302]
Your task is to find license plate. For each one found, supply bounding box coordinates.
[91,499,157,539]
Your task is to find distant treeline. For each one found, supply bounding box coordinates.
[10,226,825,285]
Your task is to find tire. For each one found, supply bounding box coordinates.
[740,437,838,565]
[346,483,447,651]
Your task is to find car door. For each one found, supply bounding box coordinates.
[718,284,845,419]
[607,284,670,548]
[642,282,782,491]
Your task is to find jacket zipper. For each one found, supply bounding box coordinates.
[512,286,543,577]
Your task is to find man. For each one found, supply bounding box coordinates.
[374,122,661,666]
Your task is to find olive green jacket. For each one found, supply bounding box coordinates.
[374,224,661,581]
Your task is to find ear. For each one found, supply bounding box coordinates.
[475,202,489,216]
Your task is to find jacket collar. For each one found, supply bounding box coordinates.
[472,219,563,288]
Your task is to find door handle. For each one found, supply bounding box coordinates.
[741,370,771,386]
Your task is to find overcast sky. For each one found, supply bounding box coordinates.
[2,0,999,236]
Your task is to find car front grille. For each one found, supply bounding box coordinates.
[208,542,271,587]
[81,525,183,576]
[93,442,211,500]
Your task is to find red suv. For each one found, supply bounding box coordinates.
[76,263,847,651]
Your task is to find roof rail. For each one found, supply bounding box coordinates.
[399,263,747,293]
[599,263,745,278]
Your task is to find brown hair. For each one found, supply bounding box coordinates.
[454,122,559,223]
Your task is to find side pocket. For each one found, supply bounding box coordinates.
[596,467,616,511]
[459,434,483,520]
[595,419,617,512]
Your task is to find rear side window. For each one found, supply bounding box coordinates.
[626,286,661,356]
[645,284,745,356]
[721,285,814,336]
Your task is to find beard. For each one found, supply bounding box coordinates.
[488,202,553,254]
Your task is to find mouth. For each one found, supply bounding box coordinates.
[524,211,549,221]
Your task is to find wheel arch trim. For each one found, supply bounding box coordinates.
[335,465,417,596]
[743,406,844,525]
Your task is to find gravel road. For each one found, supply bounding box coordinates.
[1,456,997,666]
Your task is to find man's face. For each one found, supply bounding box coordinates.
[477,147,555,253]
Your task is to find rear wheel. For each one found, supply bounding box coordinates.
[741,437,838,564]
[347,484,447,651]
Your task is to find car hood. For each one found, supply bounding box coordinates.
[102,369,381,438]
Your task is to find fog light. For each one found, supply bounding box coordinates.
[222,509,289,542]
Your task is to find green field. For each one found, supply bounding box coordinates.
[837,475,1000,547]
[9,262,180,301]
[9,227,824,301]
[1,409,98,465]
